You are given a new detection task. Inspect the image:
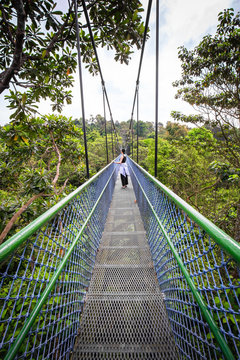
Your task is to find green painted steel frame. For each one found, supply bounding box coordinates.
[1,157,239,360]
[129,158,239,360]
[0,161,114,263]
[1,162,117,360]
[130,158,240,265]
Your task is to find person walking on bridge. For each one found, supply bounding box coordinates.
[114,149,129,189]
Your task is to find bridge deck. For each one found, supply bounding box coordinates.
[73,175,178,359]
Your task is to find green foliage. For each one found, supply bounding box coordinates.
[0,0,145,117]
[165,121,188,140]
[0,110,238,241]
[172,8,240,170]
[209,161,240,183]
[133,120,154,138]
[88,135,109,172]
[135,122,239,239]
[0,114,85,239]
[170,8,240,240]
[0,113,239,357]
[1,4,239,356]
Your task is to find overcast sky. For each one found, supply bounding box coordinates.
[0,0,239,126]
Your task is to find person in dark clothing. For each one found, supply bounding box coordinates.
[114,149,129,188]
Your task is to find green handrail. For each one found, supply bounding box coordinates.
[129,160,235,360]
[130,158,240,264]
[0,160,115,263]
[4,164,117,360]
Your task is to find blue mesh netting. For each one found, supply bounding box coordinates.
[0,162,118,359]
[128,158,240,360]
[1,157,239,360]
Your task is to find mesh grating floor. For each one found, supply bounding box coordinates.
[100,232,147,248]
[88,267,161,293]
[72,350,176,359]
[73,176,178,359]
[96,248,152,265]
[104,221,144,232]
[106,214,143,224]
[73,298,177,359]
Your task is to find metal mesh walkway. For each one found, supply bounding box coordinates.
[73,175,178,359]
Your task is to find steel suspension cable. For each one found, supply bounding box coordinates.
[81,0,120,152]
[111,118,114,160]
[128,0,153,159]
[137,84,139,163]
[155,0,159,177]
[102,83,109,164]
[74,0,89,178]
[131,117,134,158]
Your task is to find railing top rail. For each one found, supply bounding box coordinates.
[129,157,240,264]
[0,160,115,263]
[3,163,117,360]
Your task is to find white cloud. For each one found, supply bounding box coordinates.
[0,0,236,126]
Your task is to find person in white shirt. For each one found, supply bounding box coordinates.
[114,149,129,189]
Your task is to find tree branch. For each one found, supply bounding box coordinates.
[11,76,38,88]
[45,0,74,57]
[57,178,69,195]
[50,131,61,192]
[186,178,221,203]
[217,117,240,167]
[0,0,75,94]
[0,0,26,94]
[0,192,51,244]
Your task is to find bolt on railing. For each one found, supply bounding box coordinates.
[128,157,240,360]
[0,160,118,360]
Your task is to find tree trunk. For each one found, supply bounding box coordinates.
[0,193,46,244]
[0,0,26,93]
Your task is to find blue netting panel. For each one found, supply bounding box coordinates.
[0,163,118,359]
[128,158,240,360]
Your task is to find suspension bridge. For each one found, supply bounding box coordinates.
[0,158,239,359]
[0,0,240,359]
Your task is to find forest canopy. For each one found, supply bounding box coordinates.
[0,0,145,115]
[171,8,240,241]
[0,0,146,242]
[0,6,239,243]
